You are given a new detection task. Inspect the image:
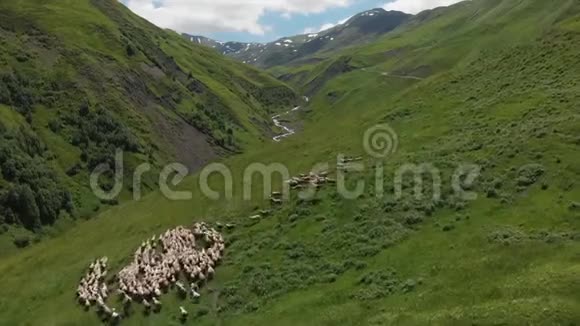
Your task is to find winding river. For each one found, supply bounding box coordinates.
[272,97,308,142]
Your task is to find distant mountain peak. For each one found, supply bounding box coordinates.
[185,7,412,68]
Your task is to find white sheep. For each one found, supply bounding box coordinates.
[179,306,188,317]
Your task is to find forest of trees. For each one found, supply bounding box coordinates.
[0,120,73,232]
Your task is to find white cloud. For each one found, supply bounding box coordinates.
[303,15,352,34]
[123,0,352,35]
[303,23,335,34]
[382,0,465,14]
[338,16,352,25]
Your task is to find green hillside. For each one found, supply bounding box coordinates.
[0,0,298,242]
[0,0,579,325]
[276,0,580,94]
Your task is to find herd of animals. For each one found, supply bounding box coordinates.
[76,223,224,323]
[75,166,349,323]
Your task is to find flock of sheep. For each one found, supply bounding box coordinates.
[286,157,362,194]
[77,257,117,318]
[75,166,344,323]
[287,171,335,189]
[76,223,224,323]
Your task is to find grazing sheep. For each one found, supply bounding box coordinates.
[271,198,283,205]
[115,224,224,301]
[142,299,151,310]
[176,282,188,295]
[77,223,226,320]
[152,297,162,312]
[179,306,188,319]
[207,266,215,279]
[77,257,109,310]
[271,191,282,198]
[191,288,201,303]
[99,303,112,316]
[284,170,335,193]
[122,293,132,306]
[111,308,121,321]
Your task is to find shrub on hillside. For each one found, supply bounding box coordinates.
[0,125,73,231]
[5,185,41,230]
[516,164,545,188]
[13,235,31,248]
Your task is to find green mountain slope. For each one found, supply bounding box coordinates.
[0,0,579,325]
[276,0,580,95]
[0,0,298,239]
[188,9,411,69]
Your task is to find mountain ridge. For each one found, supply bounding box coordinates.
[186,8,411,68]
[0,0,298,240]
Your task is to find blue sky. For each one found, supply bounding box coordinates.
[209,0,386,43]
[122,0,464,43]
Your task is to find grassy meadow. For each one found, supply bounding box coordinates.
[0,0,579,325]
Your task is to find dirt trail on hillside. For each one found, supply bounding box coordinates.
[380,72,425,80]
[361,67,425,81]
